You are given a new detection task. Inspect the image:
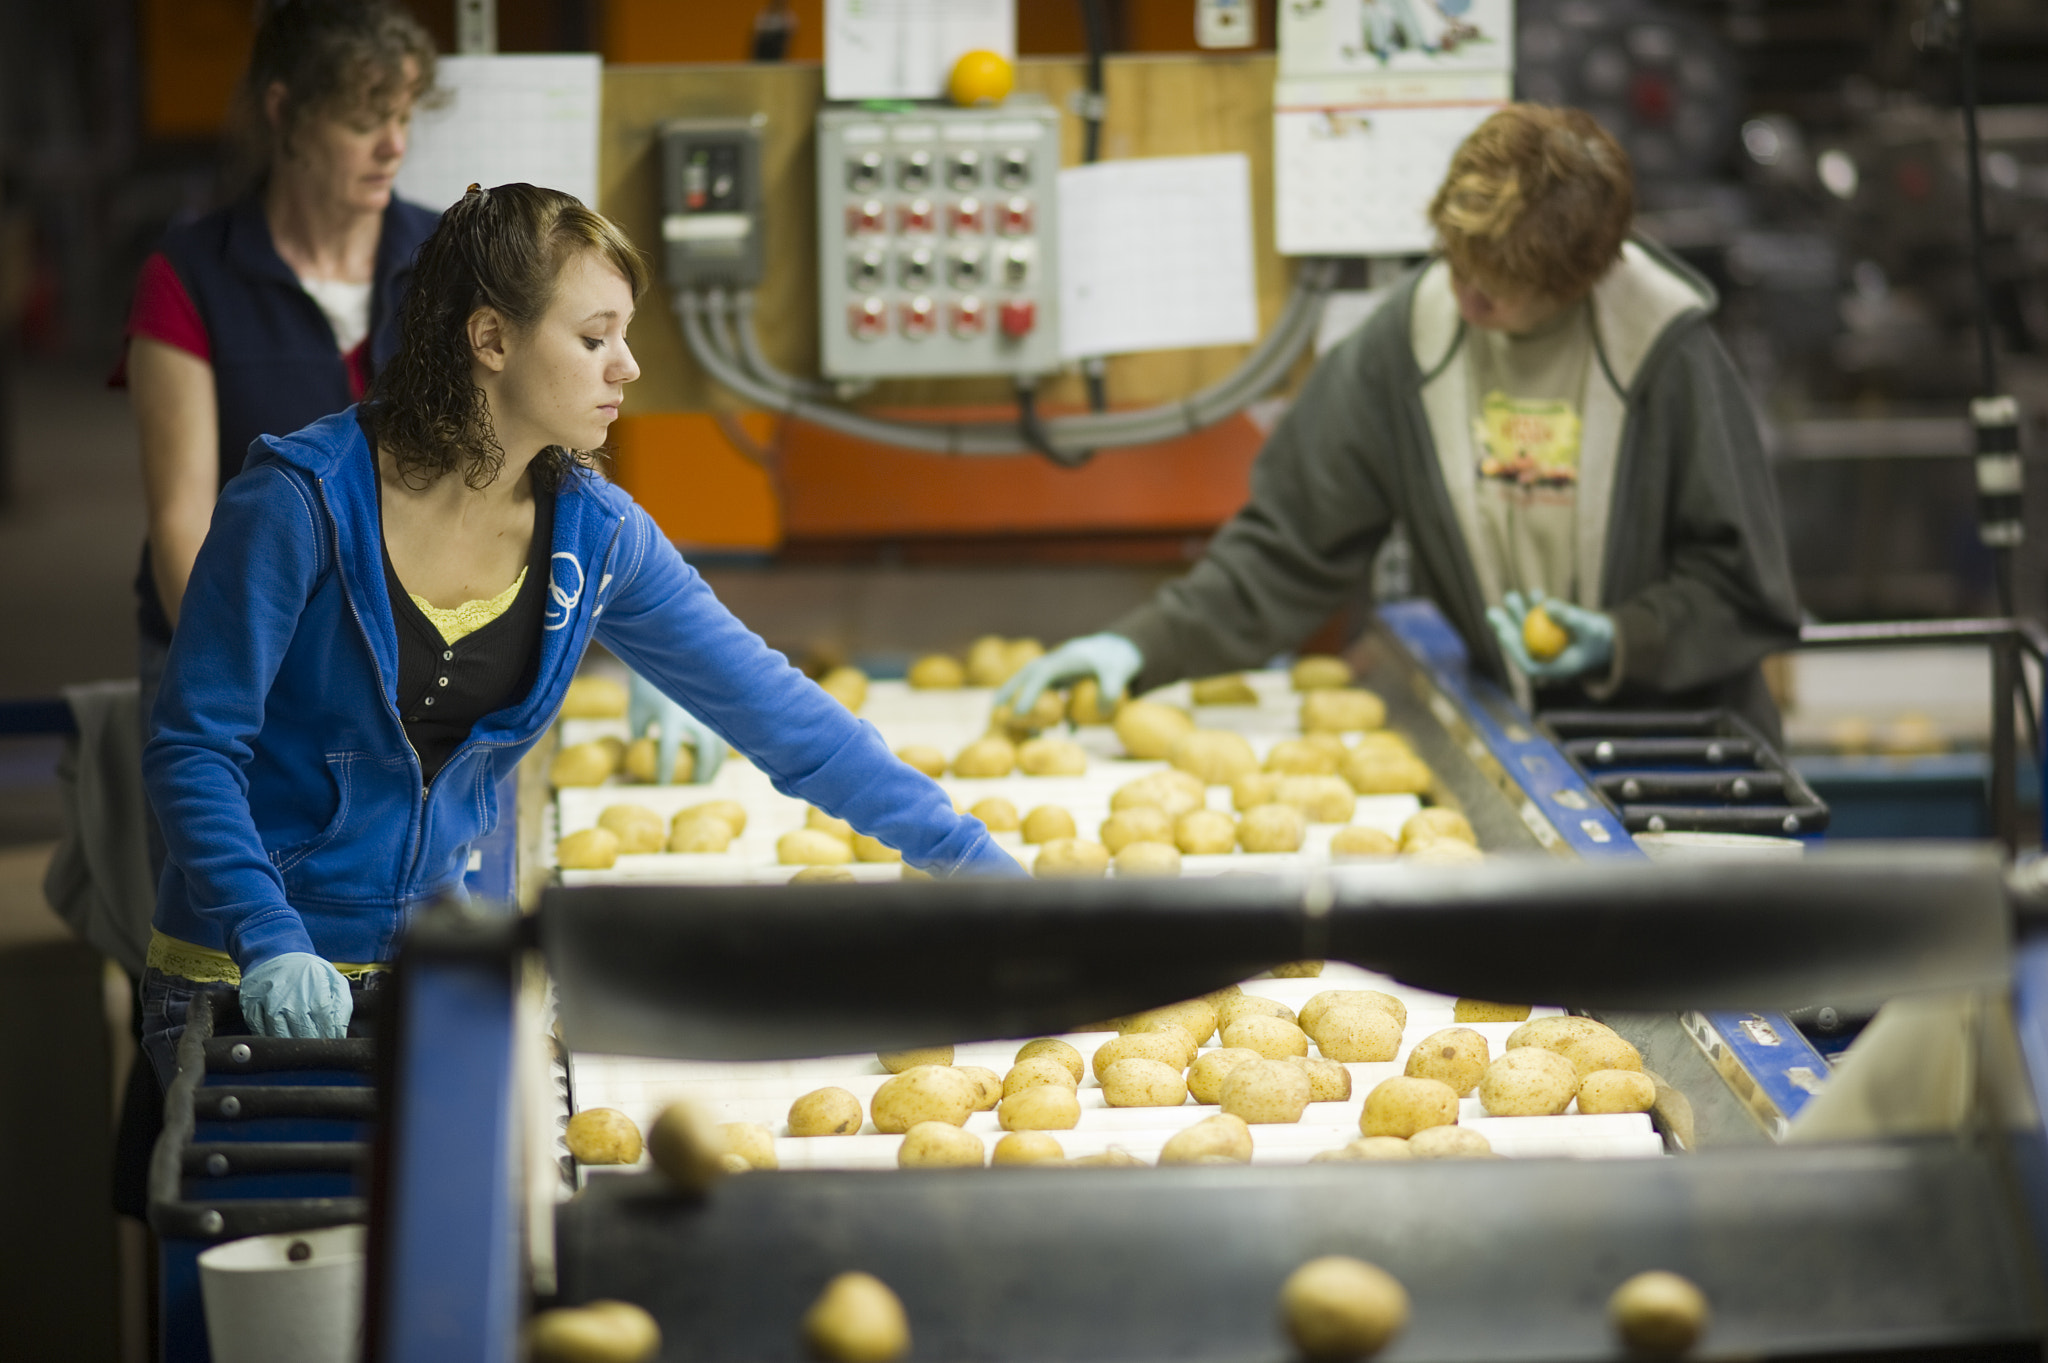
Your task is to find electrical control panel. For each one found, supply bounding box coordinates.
[816,99,1061,380]
[660,116,765,291]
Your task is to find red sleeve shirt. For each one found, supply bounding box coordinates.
[111,250,368,400]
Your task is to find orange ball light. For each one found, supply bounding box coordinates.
[948,49,1014,107]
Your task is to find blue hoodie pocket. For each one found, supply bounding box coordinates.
[268,751,359,873]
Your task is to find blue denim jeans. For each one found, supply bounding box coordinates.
[140,966,386,1091]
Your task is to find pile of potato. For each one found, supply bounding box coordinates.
[556,798,753,870]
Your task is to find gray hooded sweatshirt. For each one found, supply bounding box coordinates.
[1108,238,1802,740]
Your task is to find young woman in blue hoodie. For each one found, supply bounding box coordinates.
[139,183,1021,1072]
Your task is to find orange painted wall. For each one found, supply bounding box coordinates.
[141,0,257,138]
[609,412,784,550]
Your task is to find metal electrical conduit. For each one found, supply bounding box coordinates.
[672,258,1339,459]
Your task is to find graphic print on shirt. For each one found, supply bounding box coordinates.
[1473,389,1582,490]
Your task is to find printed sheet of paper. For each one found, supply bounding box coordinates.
[394,54,601,211]
[1279,0,1516,80]
[1274,95,1503,255]
[1056,154,1259,360]
[825,0,1015,101]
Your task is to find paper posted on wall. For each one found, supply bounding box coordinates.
[393,55,602,212]
[825,0,1016,101]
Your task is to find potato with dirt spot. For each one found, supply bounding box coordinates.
[1287,1054,1354,1102]
[1330,825,1400,858]
[1561,1030,1644,1079]
[1021,805,1077,844]
[1099,806,1174,854]
[1187,1047,1263,1105]
[718,1121,778,1170]
[1159,1112,1254,1164]
[1454,999,1530,1023]
[1175,809,1239,855]
[1014,1038,1084,1083]
[1402,808,1476,848]
[878,1046,953,1074]
[557,827,621,870]
[565,1108,643,1165]
[998,1083,1082,1131]
[1361,1076,1460,1138]
[1480,1047,1580,1116]
[1090,1030,1192,1081]
[993,1132,1065,1164]
[1221,1058,1313,1124]
[1407,1125,1494,1159]
[529,1300,661,1363]
[895,744,948,777]
[1222,1014,1310,1060]
[1238,803,1307,853]
[1018,736,1088,776]
[1508,1016,1613,1054]
[1101,1057,1189,1108]
[1034,837,1110,878]
[803,1271,910,1363]
[1280,1256,1409,1361]
[1003,1055,1080,1099]
[788,1087,865,1136]
[952,736,1017,778]
[870,1065,976,1133]
[1170,729,1260,785]
[779,829,854,866]
[1114,699,1195,760]
[955,1066,1003,1112]
[1404,1027,1490,1096]
[1579,1069,1657,1114]
[1309,1005,1404,1063]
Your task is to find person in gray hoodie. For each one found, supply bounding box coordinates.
[1001,103,1800,740]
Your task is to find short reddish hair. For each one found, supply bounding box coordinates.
[1428,104,1634,301]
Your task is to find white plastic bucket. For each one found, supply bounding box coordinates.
[199,1223,367,1363]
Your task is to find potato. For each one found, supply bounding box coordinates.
[1361,1076,1460,1138]
[1309,1005,1403,1063]
[1265,738,1339,775]
[1091,1030,1192,1081]
[667,814,735,853]
[1406,1124,1494,1159]
[1270,960,1325,979]
[1561,1031,1644,1079]
[994,688,1068,740]
[895,744,949,777]
[788,1087,864,1136]
[1276,775,1356,824]
[1351,729,1412,757]
[1020,805,1077,844]
[897,1121,984,1168]
[1579,1069,1657,1114]
[565,1108,643,1165]
[1328,825,1397,859]
[1282,1256,1408,1361]
[968,796,1020,833]
[1313,1136,1414,1163]
[1119,1019,1199,1068]
[1035,837,1111,878]
[1114,841,1183,878]
[1221,1015,1310,1060]
[1018,736,1088,776]
[1287,1054,1354,1102]
[1299,990,1406,1033]
[1065,1147,1147,1168]
[529,1300,661,1363]
[1114,699,1195,760]
[550,740,620,788]
[1408,839,1484,865]
[1609,1271,1709,1356]
[1221,1058,1312,1124]
[1402,807,1476,848]
[952,736,1017,778]
[998,1083,1082,1131]
[955,1066,1003,1112]
[1339,751,1434,796]
[1479,1047,1580,1117]
[779,829,854,866]
[1238,803,1307,853]
[1404,1027,1490,1096]
[1302,688,1387,734]
[804,1272,910,1363]
[646,1100,727,1194]
[620,737,660,784]
[1126,998,1219,1046]
[1159,1112,1254,1164]
[1169,729,1260,785]
[1454,999,1531,1023]
[1006,637,1045,674]
[838,832,897,865]
[1100,1057,1189,1108]
[1290,656,1354,691]
[560,674,630,719]
[1003,1056,1080,1099]
[1189,673,1258,705]
[1112,769,1208,818]
[677,799,747,837]
[879,1046,954,1073]
[717,1121,778,1170]
[1217,994,1296,1029]
[870,1065,976,1133]
[804,808,855,842]
[906,653,965,689]
[992,1132,1065,1164]
[818,665,868,712]
[965,634,1016,687]
[1231,772,1281,811]
[1099,806,1174,854]
[1175,808,1238,855]
[1014,1038,1085,1084]
[1186,1047,1262,1105]
[557,827,622,870]
[792,866,857,884]
[1507,1016,1612,1054]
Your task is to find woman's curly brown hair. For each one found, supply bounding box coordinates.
[365,183,650,491]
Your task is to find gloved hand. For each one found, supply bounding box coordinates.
[1487,590,1617,682]
[627,671,724,785]
[993,633,1144,716]
[239,952,353,1040]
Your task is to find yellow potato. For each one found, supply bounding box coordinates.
[805,808,855,842]
[1300,989,1406,1032]
[1265,738,1341,775]
[779,830,854,866]
[1407,839,1485,865]
[1507,1016,1613,1054]
[1190,673,1259,705]
[788,1087,865,1136]
[1404,1027,1490,1096]
[1406,1124,1494,1159]
[1114,841,1183,878]
[1159,1112,1254,1164]
[819,665,868,712]
[1522,605,1570,662]
[1275,775,1356,824]
[952,736,1017,778]
[1290,656,1354,691]
[1301,687,1387,734]
[1006,638,1045,675]
[1453,999,1531,1023]
[993,688,1068,740]
[1003,1056,1080,1099]
[870,1065,976,1133]
[1579,1069,1657,1114]
[1479,1047,1580,1117]
[1119,1019,1199,1068]
[646,1100,727,1194]
[1131,998,1221,1046]
[1271,961,1325,980]
[1339,751,1434,796]
[1187,1047,1263,1105]
[1067,676,1113,725]
[803,1272,910,1363]
[1111,769,1208,818]
[550,740,620,788]
[965,634,1016,687]
[1013,1038,1085,1084]
[1216,994,1296,1029]
[894,744,949,777]
[1099,806,1174,854]
[1065,1147,1147,1168]
[717,1121,778,1170]
[909,654,966,689]
[1221,1015,1310,1060]
[1280,1256,1408,1361]
[1090,1030,1192,1081]
[564,1108,643,1165]
[1169,729,1260,785]
[1287,1054,1354,1102]
[1402,807,1476,848]
[1561,1031,1644,1079]
[992,1132,1065,1164]
[1020,804,1077,844]
[620,737,662,784]
[1238,803,1307,852]
[998,1083,1082,1131]
[529,1300,660,1363]
[1231,771,1282,811]
[879,1046,954,1073]
[955,1066,1003,1112]
[1312,1136,1414,1163]
[557,827,621,870]
[1220,1058,1312,1124]
[969,796,1021,832]
[1309,1005,1404,1063]
[560,674,630,718]
[792,866,857,884]
[1114,699,1195,760]
[1034,837,1110,878]
[675,799,746,836]
[667,814,734,853]
[1609,1271,1709,1356]
[897,1121,984,1168]
[842,834,895,864]
[1100,1057,1189,1108]
[1017,736,1087,776]
[1360,1076,1460,1139]
[1175,808,1238,855]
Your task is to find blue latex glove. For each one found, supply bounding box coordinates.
[627,671,724,785]
[993,633,1144,716]
[239,952,353,1040]
[1486,590,1617,682]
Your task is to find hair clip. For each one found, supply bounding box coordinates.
[465,182,486,197]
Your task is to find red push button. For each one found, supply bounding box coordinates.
[999,299,1035,338]
[950,296,986,337]
[849,297,887,339]
[999,196,1033,236]
[898,197,937,233]
[847,199,887,235]
[901,295,937,338]
[949,196,985,235]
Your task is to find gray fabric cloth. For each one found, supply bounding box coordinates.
[1107,239,1802,739]
[43,680,157,976]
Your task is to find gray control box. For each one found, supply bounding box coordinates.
[661,117,765,291]
[816,100,1061,380]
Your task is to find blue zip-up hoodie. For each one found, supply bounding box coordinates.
[144,409,1021,970]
